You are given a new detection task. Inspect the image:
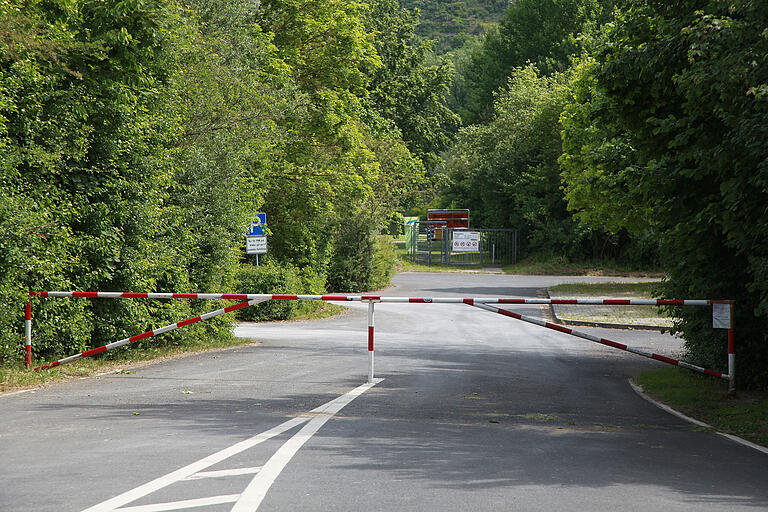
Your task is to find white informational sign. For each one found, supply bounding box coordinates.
[712,303,732,329]
[246,236,267,255]
[452,231,480,252]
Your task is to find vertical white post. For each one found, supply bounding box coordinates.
[367,301,374,383]
[728,301,735,394]
[25,301,32,369]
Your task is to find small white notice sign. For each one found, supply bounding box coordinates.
[246,236,267,255]
[712,303,731,329]
[452,231,480,252]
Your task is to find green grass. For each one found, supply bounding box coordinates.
[503,256,664,277]
[393,246,492,273]
[0,302,346,394]
[636,367,768,447]
[549,281,660,296]
[548,281,672,327]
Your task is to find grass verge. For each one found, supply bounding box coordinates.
[393,246,490,273]
[549,281,660,296]
[635,366,768,447]
[0,302,346,395]
[549,281,672,327]
[504,256,664,277]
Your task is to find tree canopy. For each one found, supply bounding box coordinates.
[559,1,768,386]
[0,0,452,363]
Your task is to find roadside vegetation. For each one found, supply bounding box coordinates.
[0,0,444,368]
[636,367,768,447]
[503,257,663,278]
[3,0,767,392]
[549,282,659,296]
[436,0,768,390]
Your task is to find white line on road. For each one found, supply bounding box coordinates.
[115,494,240,512]
[82,380,382,512]
[231,378,383,512]
[183,467,262,480]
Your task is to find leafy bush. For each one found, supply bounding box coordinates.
[235,263,326,322]
[370,235,397,290]
[326,217,397,292]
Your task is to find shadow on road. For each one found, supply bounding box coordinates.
[32,344,768,508]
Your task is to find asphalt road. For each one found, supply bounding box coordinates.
[2,272,766,511]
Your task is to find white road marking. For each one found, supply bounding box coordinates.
[81,418,305,512]
[82,380,382,512]
[115,494,240,512]
[183,467,262,480]
[231,378,382,512]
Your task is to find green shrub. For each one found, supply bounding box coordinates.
[370,235,397,290]
[327,216,398,293]
[235,263,326,321]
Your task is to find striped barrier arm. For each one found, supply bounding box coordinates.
[469,301,727,380]
[28,290,731,388]
[34,299,265,371]
[29,291,711,306]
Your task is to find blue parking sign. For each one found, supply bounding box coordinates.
[247,213,267,236]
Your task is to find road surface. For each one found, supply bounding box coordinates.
[1,272,766,511]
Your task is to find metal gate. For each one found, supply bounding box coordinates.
[443,228,517,266]
[407,224,518,267]
[407,220,446,266]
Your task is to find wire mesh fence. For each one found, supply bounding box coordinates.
[406,223,518,267]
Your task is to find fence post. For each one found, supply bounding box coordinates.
[367,301,375,383]
[445,228,451,264]
[25,300,32,369]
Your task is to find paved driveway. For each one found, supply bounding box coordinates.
[1,272,764,511]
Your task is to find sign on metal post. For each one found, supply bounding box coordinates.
[452,231,480,252]
[245,213,268,257]
[246,236,267,255]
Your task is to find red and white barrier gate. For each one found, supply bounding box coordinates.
[34,299,266,371]
[26,292,735,391]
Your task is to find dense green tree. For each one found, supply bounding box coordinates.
[445,35,483,124]
[0,0,451,366]
[0,0,200,360]
[559,1,768,387]
[256,0,431,285]
[364,0,460,170]
[559,57,651,235]
[444,66,586,256]
[462,0,604,123]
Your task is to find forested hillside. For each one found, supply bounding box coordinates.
[399,0,507,53]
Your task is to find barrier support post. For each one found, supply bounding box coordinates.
[728,301,735,395]
[367,301,375,383]
[25,301,32,369]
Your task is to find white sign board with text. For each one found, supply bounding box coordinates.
[452,231,480,252]
[246,236,267,255]
[712,303,732,329]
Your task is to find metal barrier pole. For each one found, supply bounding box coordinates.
[728,301,736,394]
[25,301,32,369]
[35,298,266,371]
[367,301,375,383]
